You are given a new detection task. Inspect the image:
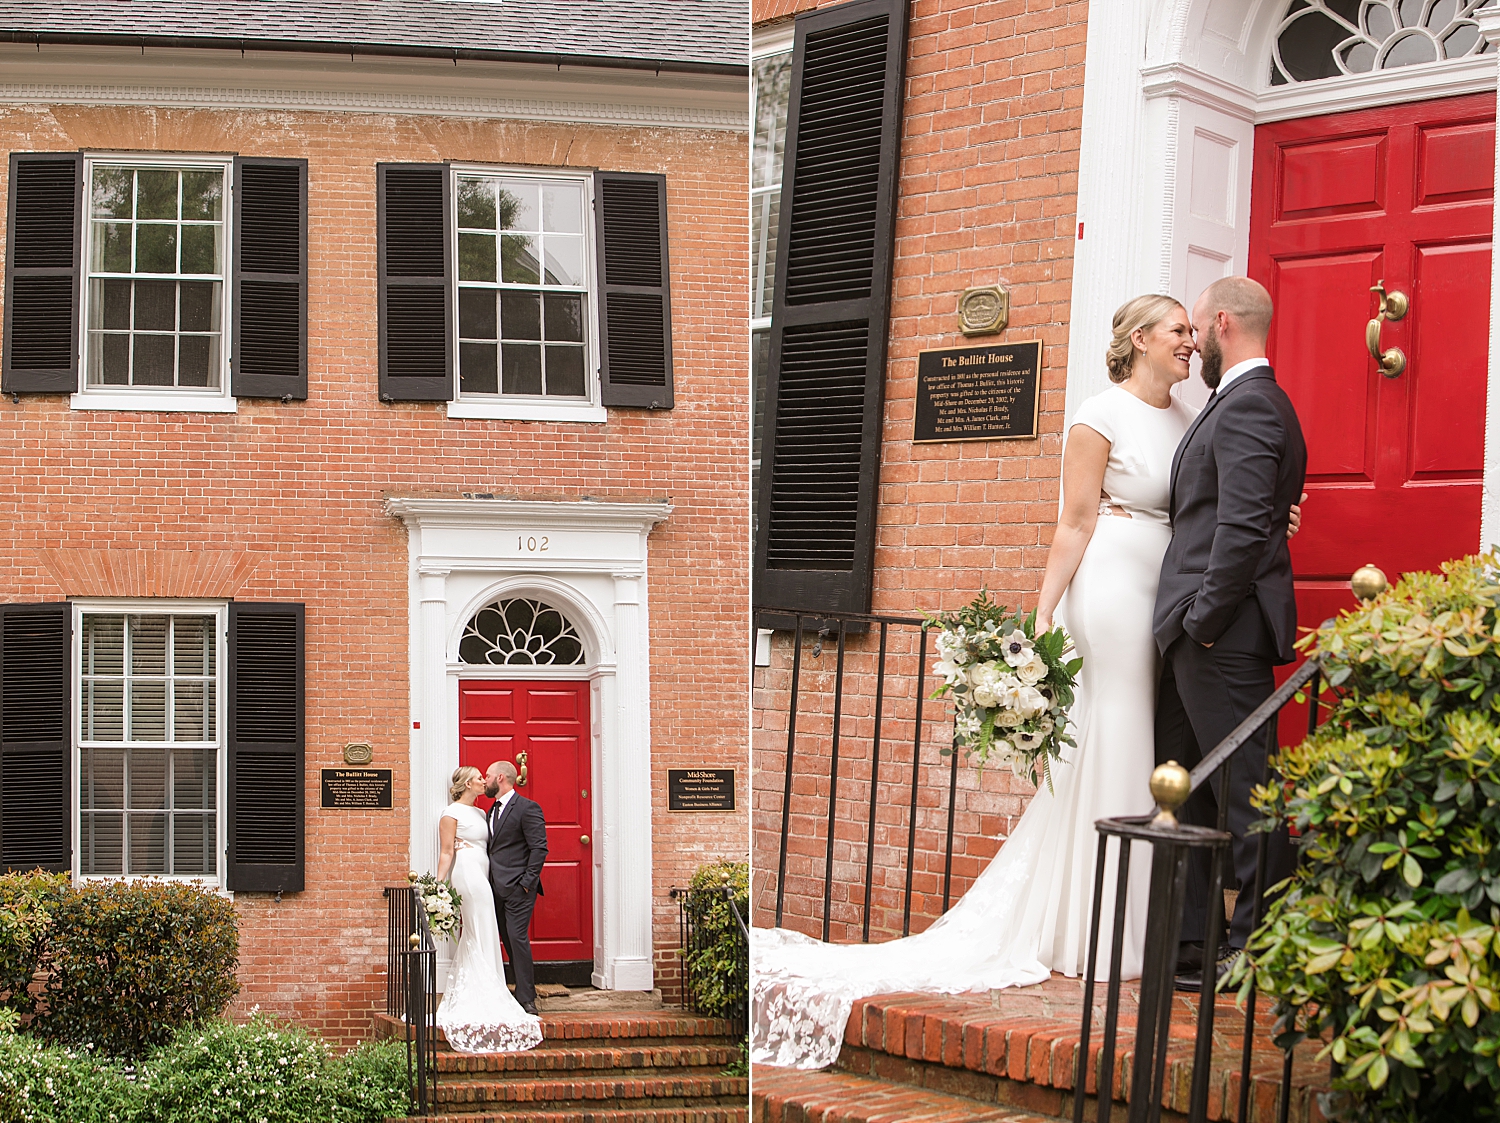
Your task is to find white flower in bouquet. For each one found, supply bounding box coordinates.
[1015,685,1048,719]
[1016,651,1048,685]
[1001,629,1034,668]
[995,707,1024,728]
[933,659,968,686]
[935,631,968,664]
[1012,728,1044,751]
[968,661,1005,707]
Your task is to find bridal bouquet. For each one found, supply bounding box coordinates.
[409,871,461,943]
[927,590,1082,790]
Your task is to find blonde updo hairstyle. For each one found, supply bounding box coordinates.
[1105,294,1185,383]
[449,764,482,804]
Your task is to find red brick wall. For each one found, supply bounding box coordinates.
[0,103,748,1038]
[752,0,1087,938]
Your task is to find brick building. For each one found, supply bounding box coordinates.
[752,0,1496,942]
[0,0,748,1038]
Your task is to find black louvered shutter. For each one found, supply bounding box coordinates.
[377,164,452,402]
[233,157,308,400]
[227,602,304,893]
[3,154,81,394]
[0,604,70,873]
[753,0,909,616]
[594,172,673,409]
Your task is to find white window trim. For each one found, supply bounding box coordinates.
[445,163,606,424]
[71,599,229,889]
[72,152,238,414]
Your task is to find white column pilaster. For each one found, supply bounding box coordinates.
[411,566,451,880]
[604,569,653,990]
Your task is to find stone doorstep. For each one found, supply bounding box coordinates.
[752,1066,1057,1123]
[437,1044,741,1078]
[389,1111,748,1123]
[373,1011,740,1050]
[435,1074,750,1106]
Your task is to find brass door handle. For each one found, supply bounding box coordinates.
[1366,280,1408,378]
[516,750,528,787]
[579,834,590,846]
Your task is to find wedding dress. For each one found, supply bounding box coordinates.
[435,802,544,1053]
[752,384,1197,1069]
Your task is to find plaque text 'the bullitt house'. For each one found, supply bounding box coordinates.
[913,341,1043,443]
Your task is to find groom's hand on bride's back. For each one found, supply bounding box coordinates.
[1286,491,1307,540]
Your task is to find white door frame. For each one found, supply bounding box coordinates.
[1066,0,1500,544]
[387,497,671,991]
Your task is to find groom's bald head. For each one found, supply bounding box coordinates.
[1196,277,1272,345]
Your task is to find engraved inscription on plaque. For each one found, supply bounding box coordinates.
[667,768,736,812]
[320,768,393,810]
[913,341,1042,443]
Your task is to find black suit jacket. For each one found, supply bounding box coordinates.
[486,793,548,898]
[1153,366,1307,663]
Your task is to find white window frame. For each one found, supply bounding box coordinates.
[72,152,238,415]
[71,600,229,889]
[445,163,606,424]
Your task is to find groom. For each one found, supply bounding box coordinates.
[485,759,548,1014]
[1153,276,1307,991]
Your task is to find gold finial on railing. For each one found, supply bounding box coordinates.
[408,932,421,950]
[1149,760,1192,829]
[1352,563,1388,602]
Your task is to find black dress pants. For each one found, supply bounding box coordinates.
[494,884,540,1008]
[1155,597,1296,950]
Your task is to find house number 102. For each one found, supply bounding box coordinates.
[517,536,549,552]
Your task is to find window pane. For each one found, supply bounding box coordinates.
[204,682,216,741]
[457,177,497,229]
[174,616,214,675]
[136,225,177,274]
[93,223,131,273]
[87,749,125,809]
[132,335,174,386]
[180,225,218,274]
[501,235,540,284]
[135,169,178,220]
[545,345,586,397]
[460,342,499,394]
[172,747,215,810]
[134,280,175,331]
[92,167,134,219]
[172,813,212,875]
[130,681,167,740]
[83,812,123,875]
[178,336,212,387]
[129,812,167,874]
[180,169,222,221]
[542,183,584,233]
[542,235,584,286]
[85,615,125,675]
[92,279,132,330]
[501,344,542,394]
[179,282,215,333]
[99,333,130,385]
[499,183,538,230]
[129,748,167,809]
[174,683,205,739]
[543,292,584,342]
[458,232,496,282]
[501,291,541,340]
[459,288,498,340]
[85,681,124,741]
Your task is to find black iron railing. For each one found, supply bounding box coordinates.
[384,885,438,1116]
[672,884,749,1034]
[1076,656,1325,1123]
[758,608,963,941]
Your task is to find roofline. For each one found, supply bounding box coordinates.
[0,29,749,78]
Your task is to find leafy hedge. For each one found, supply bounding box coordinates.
[0,874,239,1057]
[1238,553,1500,1121]
[0,1014,408,1123]
[683,859,748,1024]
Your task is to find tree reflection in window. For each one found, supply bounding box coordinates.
[460,598,586,665]
[1271,0,1490,86]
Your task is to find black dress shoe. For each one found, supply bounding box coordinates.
[1174,948,1241,994]
[522,1002,539,1015]
[1176,942,1204,974]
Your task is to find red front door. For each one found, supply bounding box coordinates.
[458,680,594,964]
[1249,94,1493,727]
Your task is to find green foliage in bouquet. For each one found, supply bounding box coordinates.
[927,590,1082,789]
[682,859,748,1025]
[1235,552,1500,1121]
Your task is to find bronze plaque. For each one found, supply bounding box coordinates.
[667,768,736,812]
[320,768,393,810]
[913,341,1042,443]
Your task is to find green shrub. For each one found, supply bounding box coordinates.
[31,879,239,1057]
[0,872,69,1019]
[0,1025,138,1123]
[683,859,748,1022]
[1239,553,1500,1121]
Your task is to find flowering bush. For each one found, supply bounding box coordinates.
[928,590,1081,788]
[1236,553,1500,1121]
[409,872,461,942]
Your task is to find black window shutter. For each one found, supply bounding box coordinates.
[594,171,674,409]
[377,163,452,402]
[753,0,909,616]
[233,157,308,400]
[0,604,71,873]
[227,602,304,893]
[3,153,81,395]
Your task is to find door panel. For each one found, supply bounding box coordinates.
[1409,240,1489,479]
[1416,121,1495,206]
[1278,134,1386,219]
[458,679,593,963]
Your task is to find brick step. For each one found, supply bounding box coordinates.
[433,1074,749,1111]
[386,1110,747,1123]
[436,1044,741,1080]
[374,1012,740,1050]
[752,1066,1057,1123]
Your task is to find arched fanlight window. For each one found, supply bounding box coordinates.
[1271,0,1490,86]
[460,598,586,665]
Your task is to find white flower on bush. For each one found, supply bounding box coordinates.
[1016,651,1047,685]
[1001,629,1034,668]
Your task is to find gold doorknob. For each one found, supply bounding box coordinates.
[516,750,528,787]
[1352,563,1388,601]
[1366,280,1408,378]
[579,834,590,846]
[1150,760,1192,829]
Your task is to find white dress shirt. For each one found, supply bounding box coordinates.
[490,788,515,832]
[1214,356,1268,394]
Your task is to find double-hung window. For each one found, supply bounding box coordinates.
[83,158,229,405]
[76,605,224,882]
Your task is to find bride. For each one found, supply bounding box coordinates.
[434,765,544,1053]
[751,294,1206,1069]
